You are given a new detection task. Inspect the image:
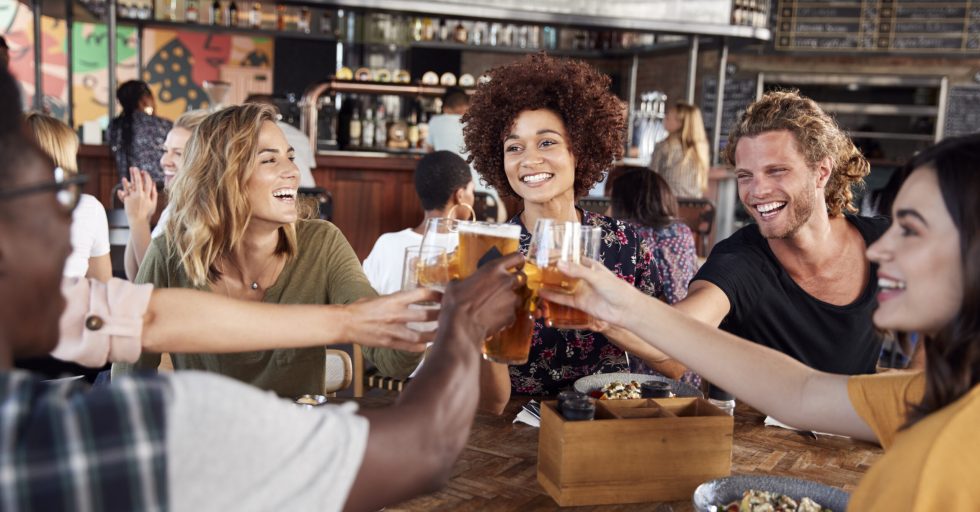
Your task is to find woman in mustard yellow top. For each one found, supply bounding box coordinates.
[543,133,980,511]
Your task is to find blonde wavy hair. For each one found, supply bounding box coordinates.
[24,112,79,174]
[165,104,298,287]
[723,90,869,217]
[668,102,711,191]
[173,109,209,133]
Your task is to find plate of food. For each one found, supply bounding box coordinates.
[692,475,848,512]
[572,373,702,400]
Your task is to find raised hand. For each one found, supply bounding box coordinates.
[440,252,526,344]
[343,288,442,352]
[538,258,643,328]
[117,167,158,224]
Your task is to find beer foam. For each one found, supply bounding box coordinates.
[458,222,521,239]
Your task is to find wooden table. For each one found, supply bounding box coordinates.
[353,396,882,511]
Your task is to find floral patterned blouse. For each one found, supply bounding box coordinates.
[108,112,172,184]
[628,220,702,388]
[508,209,663,396]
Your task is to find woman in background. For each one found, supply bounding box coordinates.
[107,80,172,184]
[25,112,112,282]
[117,110,209,279]
[650,102,710,198]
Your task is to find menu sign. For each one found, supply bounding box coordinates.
[775,0,980,54]
[701,77,758,155]
[943,86,980,138]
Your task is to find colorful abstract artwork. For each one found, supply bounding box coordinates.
[1,0,273,128]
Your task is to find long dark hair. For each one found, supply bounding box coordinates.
[610,168,679,229]
[115,80,152,170]
[903,134,980,425]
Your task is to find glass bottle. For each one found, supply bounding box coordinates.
[407,110,420,149]
[453,20,468,44]
[422,17,434,41]
[185,0,199,22]
[417,111,429,149]
[275,3,285,30]
[412,17,423,41]
[374,105,387,148]
[438,19,449,42]
[349,108,362,147]
[297,6,310,33]
[362,108,375,148]
[707,385,736,416]
[227,0,237,27]
[319,10,333,34]
[249,1,261,28]
[210,0,222,25]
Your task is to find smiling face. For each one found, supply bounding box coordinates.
[245,121,299,229]
[734,130,830,239]
[866,167,962,335]
[502,109,577,207]
[160,127,191,186]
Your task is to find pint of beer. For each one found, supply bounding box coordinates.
[457,221,532,365]
[528,221,601,330]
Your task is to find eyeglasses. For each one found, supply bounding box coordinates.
[0,167,88,212]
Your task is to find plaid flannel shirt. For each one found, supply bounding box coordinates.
[0,371,169,511]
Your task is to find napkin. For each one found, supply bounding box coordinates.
[513,400,541,428]
[764,416,845,438]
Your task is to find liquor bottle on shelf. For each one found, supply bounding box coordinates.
[319,10,333,34]
[472,22,486,45]
[439,19,449,42]
[518,25,529,48]
[227,0,237,26]
[542,26,557,49]
[374,105,387,148]
[412,17,423,41]
[298,6,311,33]
[453,20,468,44]
[210,0,222,25]
[489,23,500,46]
[422,17,435,41]
[167,0,177,21]
[417,111,429,149]
[275,3,285,30]
[185,0,199,22]
[349,108,362,147]
[407,110,420,149]
[249,1,261,28]
[362,108,375,148]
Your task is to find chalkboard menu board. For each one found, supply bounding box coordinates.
[701,77,758,154]
[775,0,980,54]
[944,86,980,137]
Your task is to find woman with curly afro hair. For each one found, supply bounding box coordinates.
[462,54,678,413]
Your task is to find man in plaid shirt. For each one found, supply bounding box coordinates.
[0,67,526,511]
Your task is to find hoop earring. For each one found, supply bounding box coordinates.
[447,203,476,221]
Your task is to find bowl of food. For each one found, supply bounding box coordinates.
[573,373,703,400]
[295,394,329,408]
[693,475,848,512]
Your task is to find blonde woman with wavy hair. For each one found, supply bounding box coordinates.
[25,112,112,282]
[650,101,711,198]
[113,103,381,398]
[118,109,210,280]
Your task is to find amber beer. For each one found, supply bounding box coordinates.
[457,222,532,365]
[533,263,591,329]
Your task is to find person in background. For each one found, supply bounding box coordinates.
[427,86,505,221]
[650,101,711,199]
[457,54,670,412]
[245,94,317,189]
[25,112,112,282]
[670,90,887,379]
[609,169,700,386]
[362,150,474,295]
[544,134,980,510]
[1,64,529,510]
[117,110,209,280]
[107,80,172,184]
[112,104,382,398]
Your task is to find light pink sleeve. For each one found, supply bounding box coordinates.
[54,278,154,367]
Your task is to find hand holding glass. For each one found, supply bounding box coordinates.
[528,220,601,329]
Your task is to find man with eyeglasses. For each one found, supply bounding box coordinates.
[0,66,528,511]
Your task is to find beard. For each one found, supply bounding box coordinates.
[756,183,817,240]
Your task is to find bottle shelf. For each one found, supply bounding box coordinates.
[118,16,338,41]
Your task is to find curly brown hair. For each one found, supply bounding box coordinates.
[462,53,625,199]
[723,90,869,217]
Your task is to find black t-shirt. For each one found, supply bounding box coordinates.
[693,215,890,375]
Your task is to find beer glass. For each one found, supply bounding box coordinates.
[401,245,447,332]
[528,220,601,329]
[456,221,532,365]
[420,217,461,279]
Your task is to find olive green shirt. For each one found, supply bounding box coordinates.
[111,220,377,398]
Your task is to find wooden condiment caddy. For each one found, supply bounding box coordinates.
[537,397,734,506]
